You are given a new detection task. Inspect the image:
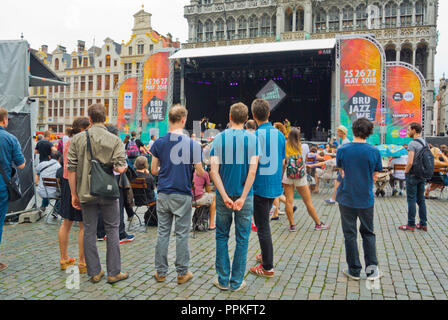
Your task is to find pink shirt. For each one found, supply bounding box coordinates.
[193,171,211,201]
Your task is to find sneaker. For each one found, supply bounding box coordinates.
[270,216,279,221]
[399,225,416,231]
[90,270,105,284]
[231,280,247,292]
[366,268,383,281]
[249,264,274,278]
[154,272,166,283]
[325,199,336,205]
[278,209,286,215]
[120,234,135,244]
[255,253,263,264]
[416,224,428,231]
[97,236,106,241]
[343,269,360,281]
[213,278,229,291]
[107,272,129,284]
[289,225,297,232]
[51,212,58,219]
[177,271,194,284]
[251,223,258,232]
[315,223,329,231]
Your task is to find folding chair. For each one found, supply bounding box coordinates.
[432,167,448,199]
[191,203,210,239]
[129,178,156,233]
[390,164,407,196]
[41,178,62,224]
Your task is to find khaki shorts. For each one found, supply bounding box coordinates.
[282,172,308,188]
[194,192,214,206]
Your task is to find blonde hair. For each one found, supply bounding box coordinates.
[169,104,188,124]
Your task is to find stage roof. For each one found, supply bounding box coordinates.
[170,38,336,60]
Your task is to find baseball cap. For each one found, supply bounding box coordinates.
[318,145,325,149]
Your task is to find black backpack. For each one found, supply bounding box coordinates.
[411,139,434,181]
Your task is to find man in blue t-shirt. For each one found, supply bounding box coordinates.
[0,107,26,273]
[336,118,383,282]
[249,99,285,278]
[210,102,259,292]
[150,105,204,285]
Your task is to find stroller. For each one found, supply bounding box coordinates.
[375,159,391,197]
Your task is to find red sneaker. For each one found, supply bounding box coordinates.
[255,253,262,263]
[249,264,274,278]
[399,225,416,231]
[251,222,258,232]
[416,224,428,231]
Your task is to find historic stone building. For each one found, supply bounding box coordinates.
[183,0,439,134]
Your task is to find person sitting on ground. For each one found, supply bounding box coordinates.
[192,166,216,230]
[388,154,408,196]
[36,150,62,216]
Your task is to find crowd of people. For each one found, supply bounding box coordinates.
[0,101,439,290]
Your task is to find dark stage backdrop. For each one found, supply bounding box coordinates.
[6,112,35,213]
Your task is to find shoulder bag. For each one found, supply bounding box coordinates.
[0,166,22,202]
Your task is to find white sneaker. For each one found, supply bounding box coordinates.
[231,280,247,292]
[278,210,286,215]
[366,268,383,281]
[213,278,229,291]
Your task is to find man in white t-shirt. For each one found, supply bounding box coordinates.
[388,155,408,196]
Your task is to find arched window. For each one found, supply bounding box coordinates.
[72,58,77,68]
[400,46,413,64]
[205,20,213,41]
[415,0,425,25]
[260,14,270,36]
[249,15,258,38]
[329,7,340,31]
[342,6,354,30]
[385,1,398,28]
[216,19,225,40]
[271,15,276,35]
[227,17,236,40]
[356,4,367,29]
[385,45,396,61]
[400,0,412,26]
[416,43,427,76]
[296,8,305,31]
[197,21,203,42]
[238,16,247,38]
[105,55,111,67]
[285,7,294,32]
[54,58,59,71]
[371,2,383,28]
[315,7,326,32]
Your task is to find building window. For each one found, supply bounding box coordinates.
[329,7,340,31]
[55,58,59,71]
[238,16,247,38]
[136,62,142,74]
[88,99,93,107]
[197,21,204,42]
[80,76,86,92]
[400,0,413,27]
[356,4,367,29]
[66,79,70,93]
[385,47,396,61]
[72,58,77,68]
[74,76,79,92]
[80,100,85,116]
[96,99,101,104]
[97,75,102,91]
[315,7,326,32]
[124,63,132,76]
[106,55,111,67]
[205,20,213,41]
[343,6,354,30]
[400,46,413,64]
[129,46,133,55]
[416,0,425,25]
[249,15,258,38]
[385,1,398,28]
[105,75,110,91]
[88,76,93,91]
[216,19,225,40]
[105,99,110,116]
[99,61,103,68]
[260,14,270,36]
[138,44,144,55]
[114,60,118,67]
[55,85,59,93]
[83,57,88,67]
[416,44,427,76]
[113,74,119,90]
[227,17,236,40]
[271,15,276,35]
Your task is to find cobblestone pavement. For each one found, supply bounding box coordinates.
[1,189,448,300]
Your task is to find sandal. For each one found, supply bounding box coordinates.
[60,258,76,270]
[78,262,87,274]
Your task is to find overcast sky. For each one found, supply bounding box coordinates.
[0,0,446,85]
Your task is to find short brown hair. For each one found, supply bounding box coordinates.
[251,99,270,122]
[134,156,149,170]
[352,118,374,139]
[409,122,422,134]
[44,131,52,138]
[169,104,188,124]
[71,117,90,136]
[88,104,107,123]
[246,120,257,130]
[230,103,248,124]
[0,107,8,122]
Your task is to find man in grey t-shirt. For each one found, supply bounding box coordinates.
[399,123,428,232]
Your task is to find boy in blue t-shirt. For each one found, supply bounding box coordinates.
[210,102,259,292]
[336,118,383,282]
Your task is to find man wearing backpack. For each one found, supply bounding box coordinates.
[400,122,434,232]
[126,131,146,166]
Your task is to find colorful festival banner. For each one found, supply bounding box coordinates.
[117,77,138,138]
[142,52,171,141]
[385,63,424,145]
[339,37,384,144]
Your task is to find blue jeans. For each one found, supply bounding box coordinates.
[215,194,253,290]
[406,175,427,227]
[0,190,9,244]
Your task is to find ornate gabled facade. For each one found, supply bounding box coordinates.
[184,0,439,134]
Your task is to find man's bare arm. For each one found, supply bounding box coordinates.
[405,151,415,174]
[151,156,160,176]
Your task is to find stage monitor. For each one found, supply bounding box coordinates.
[256,80,287,112]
